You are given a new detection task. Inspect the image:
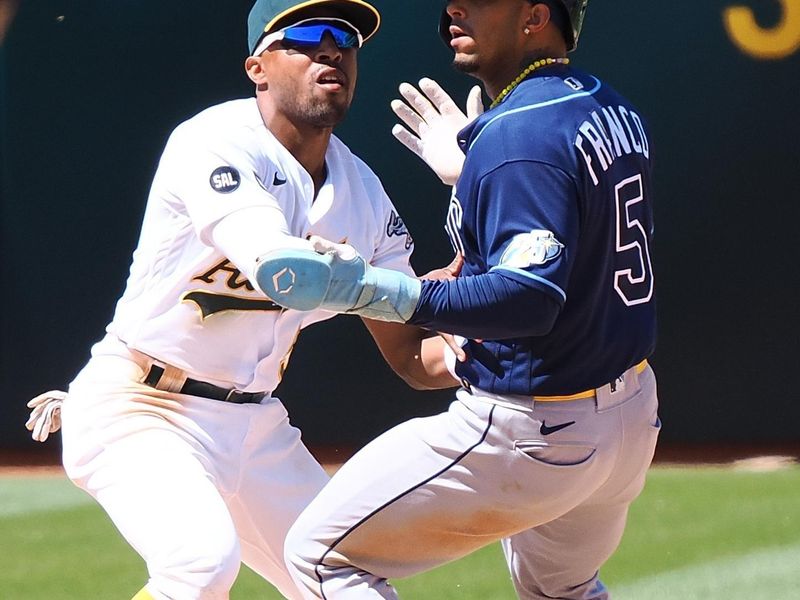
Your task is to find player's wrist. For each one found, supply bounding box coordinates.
[353,265,421,322]
[254,247,420,322]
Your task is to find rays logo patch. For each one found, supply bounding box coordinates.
[210,166,240,193]
[386,210,413,250]
[500,230,564,268]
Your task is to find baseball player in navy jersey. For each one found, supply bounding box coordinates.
[257,1,662,598]
[24,1,462,599]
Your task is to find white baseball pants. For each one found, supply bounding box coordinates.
[61,346,329,600]
[284,365,660,599]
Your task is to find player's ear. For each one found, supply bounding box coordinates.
[527,2,551,35]
[245,55,269,88]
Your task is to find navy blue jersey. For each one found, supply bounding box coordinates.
[410,66,656,396]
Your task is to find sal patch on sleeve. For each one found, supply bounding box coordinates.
[209,166,241,193]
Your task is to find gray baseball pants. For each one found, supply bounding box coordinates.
[285,363,660,599]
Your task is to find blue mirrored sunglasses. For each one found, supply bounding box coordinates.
[283,20,362,48]
[257,18,363,54]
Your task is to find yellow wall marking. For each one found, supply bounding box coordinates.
[724,0,800,59]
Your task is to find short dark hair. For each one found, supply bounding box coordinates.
[534,0,571,47]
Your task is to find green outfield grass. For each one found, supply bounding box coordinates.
[1,465,798,599]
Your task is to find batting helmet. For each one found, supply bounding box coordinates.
[438,0,589,52]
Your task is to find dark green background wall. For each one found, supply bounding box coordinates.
[2,1,799,451]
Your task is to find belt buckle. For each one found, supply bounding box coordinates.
[224,389,245,403]
[223,389,264,404]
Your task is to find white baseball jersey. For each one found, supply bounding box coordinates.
[104,98,414,392]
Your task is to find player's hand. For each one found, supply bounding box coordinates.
[307,235,358,261]
[391,79,484,186]
[418,253,466,361]
[438,332,466,362]
[25,390,67,442]
[420,252,464,281]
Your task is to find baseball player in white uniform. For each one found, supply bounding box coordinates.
[25,1,461,599]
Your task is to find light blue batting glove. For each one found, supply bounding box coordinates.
[255,243,421,323]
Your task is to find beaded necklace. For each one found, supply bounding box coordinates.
[489,57,570,109]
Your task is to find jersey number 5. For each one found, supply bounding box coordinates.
[614,173,654,306]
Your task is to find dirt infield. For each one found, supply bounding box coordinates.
[0,446,355,477]
[2,442,798,477]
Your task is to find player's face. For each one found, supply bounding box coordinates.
[260,31,358,128]
[444,0,531,89]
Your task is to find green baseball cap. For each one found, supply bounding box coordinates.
[248,0,381,54]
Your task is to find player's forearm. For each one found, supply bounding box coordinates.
[362,320,459,390]
[255,248,559,338]
[408,272,561,340]
[210,207,313,289]
[403,335,461,390]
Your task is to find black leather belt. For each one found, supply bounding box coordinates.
[143,365,267,404]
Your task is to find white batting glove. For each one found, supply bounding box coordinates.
[391,79,484,186]
[25,390,67,442]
